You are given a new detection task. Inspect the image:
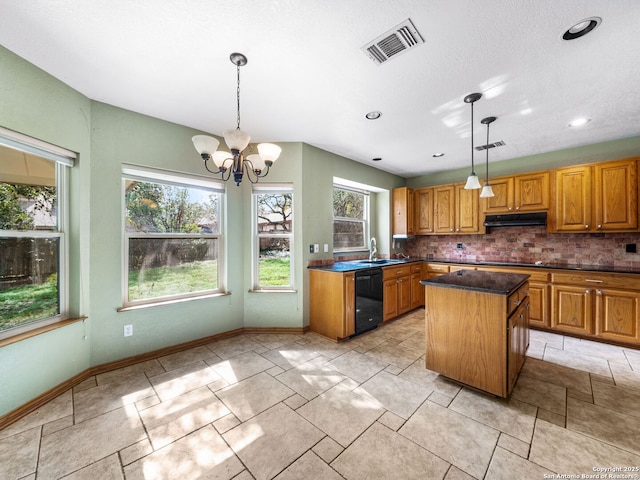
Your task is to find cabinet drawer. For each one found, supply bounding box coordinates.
[551,272,640,290]
[508,283,529,316]
[426,263,450,274]
[476,266,549,283]
[410,263,423,274]
[383,266,411,280]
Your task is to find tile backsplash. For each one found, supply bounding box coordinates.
[405,226,640,268]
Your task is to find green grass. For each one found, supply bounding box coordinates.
[0,283,58,330]
[259,257,291,286]
[128,259,218,301]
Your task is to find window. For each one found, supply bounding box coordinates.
[252,185,293,290]
[122,166,224,306]
[0,128,75,339]
[333,185,369,252]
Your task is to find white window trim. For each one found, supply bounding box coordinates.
[121,165,225,307]
[332,184,370,253]
[0,132,74,341]
[252,184,294,291]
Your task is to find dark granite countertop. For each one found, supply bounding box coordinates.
[420,270,529,295]
[309,258,422,273]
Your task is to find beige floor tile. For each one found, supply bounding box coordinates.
[347,330,389,352]
[298,383,384,447]
[148,360,223,401]
[96,359,164,385]
[520,357,592,394]
[429,391,454,407]
[354,370,430,419]
[0,390,72,440]
[312,436,344,463]
[125,425,243,480]
[135,394,161,411]
[543,346,612,377]
[364,342,421,369]
[248,333,304,350]
[484,446,553,479]
[511,374,567,415]
[610,363,640,392]
[525,339,545,360]
[216,371,294,421]
[592,379,640,418]
[205,335,262,359]
[208,350,276,384]
[223,403,324,480]
[529,330,564,349]
[399,359,461,397]
[624,348,640,370]
[299,335,353,360]
[536,408,566,427]
[378,410,406,431]
[399,400,499,479]
[73,376,97,393]
[157,345,221,371]
[276,357,347,400]
[42,415,74,436]
[260,342,321,370]
[497,433,530,458]
[332,422,449,480]
[327,350,387,383]
[266,365,285,376]
[0,426,40,480]
[140,385,230,449]
[530,419,640,474]
[274,451,343,480]
[449,388,536,443]
[567,396,640,455]
[74,372,155,423]
[233,471,254,480]
[61,453,123,480]
[283,393,307,410]
[119,438,153,466]
[213,413,241,434]
[444,466,476,480]
[563,336,629,364]
[38,405,146,479]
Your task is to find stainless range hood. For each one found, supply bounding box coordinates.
[484,212,547,227]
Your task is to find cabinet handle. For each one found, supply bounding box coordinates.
[585,279,603,283]
[596,290,603,295]
[585,289,591,294]
[515,206,520,210]
[585,225,589,229]
[512,300,521,306]
[597,225,602,229]
[508,207,513,211]
[450,228,454,232]
[456,228,460,232]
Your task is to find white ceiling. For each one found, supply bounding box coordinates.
[1,1,639,178]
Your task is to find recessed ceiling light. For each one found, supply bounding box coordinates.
[372,157,382,161]
[562,17,601,40]
[568,117,591,127]
[432,153,445,158]
[365,111,382,120]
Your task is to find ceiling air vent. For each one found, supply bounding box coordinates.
[362,18,424,65]
[475,140,506,151]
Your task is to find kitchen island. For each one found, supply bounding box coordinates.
[421,270,530,397]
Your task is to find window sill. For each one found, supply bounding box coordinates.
[249,289,297,293]
[118,292,231,312]
[0,317,86,348]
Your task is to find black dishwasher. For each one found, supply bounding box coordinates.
[354,268,383,335]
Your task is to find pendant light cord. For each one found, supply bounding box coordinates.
[236,63,241,130]
[470,101,476,174]
[485,121,490,182]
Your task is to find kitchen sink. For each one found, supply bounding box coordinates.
[358,259,391,264]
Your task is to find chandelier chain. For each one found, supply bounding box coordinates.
[236,64,241,130]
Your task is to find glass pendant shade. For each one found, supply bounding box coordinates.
[464,174,481,190]
[223,128,251,152]
[192,135,220,156]
[257,143,282,163]
[479,184,495,198]
[212,150,232,168]
[246,153,266,171]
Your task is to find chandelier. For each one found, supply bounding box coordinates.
[192,53,281,186]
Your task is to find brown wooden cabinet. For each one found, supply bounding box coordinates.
[551,158,638,233]
[528,281,550,329]
[414,188,434,234]
[432,183,483,234]
[392,187,415,236]
[383,264,413,321]
[482,172,550,214]
[410,263,425,309]
[508,299,529,392]
[551,284,593,335]
[309,270,355,341]
[595,288,640,344]
[433,185,455,233]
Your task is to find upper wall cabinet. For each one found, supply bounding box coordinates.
[392,187,415,236]
[431,183,483,234]
[482,172,550,214]
[414,187,433,234]
[550,158,638,233]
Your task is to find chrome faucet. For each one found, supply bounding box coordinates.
[369,237,378,262]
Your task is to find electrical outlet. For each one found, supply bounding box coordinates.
[456,243,463,249]
[124,324,133,337]
[323,243,329,253]
[314,244,320,253]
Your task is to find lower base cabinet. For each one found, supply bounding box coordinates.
[595,288,640,344]
[309,270,355,341]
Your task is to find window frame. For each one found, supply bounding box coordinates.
[0,127,75,341]
[252,184,294,291]
[121,165,225,307]
[332,184,370,253]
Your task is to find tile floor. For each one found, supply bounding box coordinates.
[2,309,640,479]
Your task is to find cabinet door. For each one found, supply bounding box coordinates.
[433,185,455,233]
[398,276,412,314]
[508,302,527,394]
[514,172,550,212]
[343,273,356,337]
[594,159,638,231]
[392,187,415,236]
[482,177,514,214]
[528,282,549,328]
[552,166,592,232]
[383,278,398,321]
[455,183,482,234]
[595,288,640,344]
[414,188,434,234]
[411,272,425,309]
[551,284,593,334]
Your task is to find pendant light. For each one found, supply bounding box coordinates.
[479,116,496,198]
[463,93,482,190]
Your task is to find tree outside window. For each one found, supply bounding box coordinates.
[333,186,368,251]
